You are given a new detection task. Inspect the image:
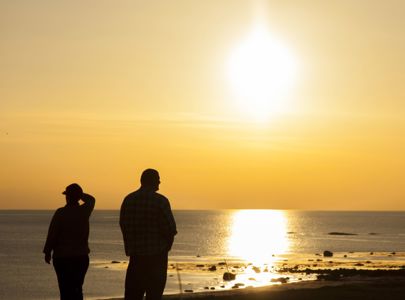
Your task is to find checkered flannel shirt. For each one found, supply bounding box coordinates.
[120,188,177,256]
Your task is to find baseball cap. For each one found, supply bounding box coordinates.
[62,183,83,197]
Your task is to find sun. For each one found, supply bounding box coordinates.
[227,25,297,121]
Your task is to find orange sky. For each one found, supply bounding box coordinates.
[1,1,405,209]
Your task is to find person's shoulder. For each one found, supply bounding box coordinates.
[154,191,167,199]
[55,207,65,213]
[154,192,169,203]
[124,190,139,200]
[122,190,142,205]
[53,207,65,217]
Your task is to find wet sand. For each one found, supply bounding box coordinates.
[104,276,405,300]
[167,277,405,300]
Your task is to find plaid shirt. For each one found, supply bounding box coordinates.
[119,188,177,256]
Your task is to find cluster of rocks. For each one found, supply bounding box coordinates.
[315,250,399,259]
[276,266,405,280]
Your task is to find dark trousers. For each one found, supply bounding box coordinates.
[125,253,168,300]
[53,255,89,300]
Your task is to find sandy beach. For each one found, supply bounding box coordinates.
[104,275,405,300]
[167,276,405,300]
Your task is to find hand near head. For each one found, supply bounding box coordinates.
[80,193,94,202]
[63,183,95,206]
[44,253,51,264]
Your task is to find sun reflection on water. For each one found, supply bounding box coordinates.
[228,210,289,265]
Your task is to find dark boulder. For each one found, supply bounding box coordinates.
[208,265,217,271]
[223,272,236,281]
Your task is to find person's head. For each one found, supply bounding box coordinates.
[62,183,83,204]
[140,169,160,191]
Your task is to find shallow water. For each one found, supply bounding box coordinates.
[1,210,405,299]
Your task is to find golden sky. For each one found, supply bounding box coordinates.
[1,0,405,209]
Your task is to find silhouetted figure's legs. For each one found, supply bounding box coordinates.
[145,254,168,300]
[125,254,168,300]
[125,256,147,300]
[53,256,89,300]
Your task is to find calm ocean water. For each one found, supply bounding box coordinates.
[1,210,405,299]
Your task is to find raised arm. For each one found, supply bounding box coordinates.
[81,193,95,214]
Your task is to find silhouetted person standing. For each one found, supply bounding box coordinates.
[120,169,177,300]
[43,183,95,300]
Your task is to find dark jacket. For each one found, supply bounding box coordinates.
[44,198,95,258]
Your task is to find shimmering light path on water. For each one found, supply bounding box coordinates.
[1,210,405,299]
[228,210,289,264]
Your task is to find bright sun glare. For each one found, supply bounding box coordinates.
[228,210,289,265]
[228,25,297,121]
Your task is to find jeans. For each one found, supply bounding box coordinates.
[53,255,89,300]
[125,253,168,300]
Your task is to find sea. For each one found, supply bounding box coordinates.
[1,210,405,299]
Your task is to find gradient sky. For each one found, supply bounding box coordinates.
[1,0,405,209]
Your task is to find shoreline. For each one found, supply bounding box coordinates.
[97,253,405,300]
[102,275,405,300]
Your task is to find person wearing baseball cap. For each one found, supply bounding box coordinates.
[43,183,95,300]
